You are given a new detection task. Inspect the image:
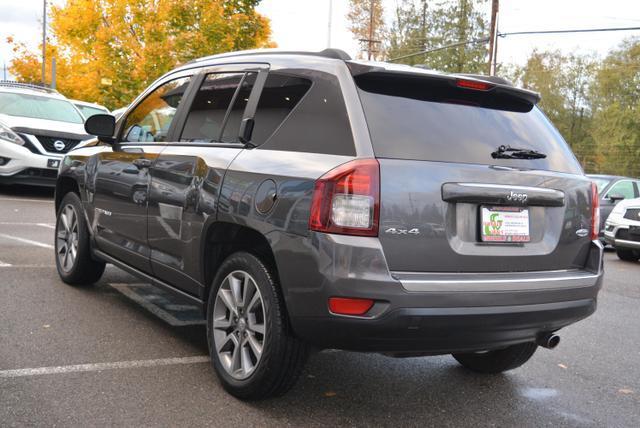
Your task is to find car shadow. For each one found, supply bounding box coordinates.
[0,184,55,199]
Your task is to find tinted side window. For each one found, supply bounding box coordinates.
[123,76,191,142]
[251,73,311,146]
[180,73,254,143]
[256,70,355,156]
[606,181,635,199]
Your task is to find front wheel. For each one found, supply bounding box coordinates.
[55,192,106,285]
[206,252,308,400]
[452,342,538,374]
[616,248,640,262]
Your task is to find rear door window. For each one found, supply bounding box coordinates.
[355,72,583,174]
[180,72,255,143]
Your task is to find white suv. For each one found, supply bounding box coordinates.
[0,82,92,187]
[604,197,640,261]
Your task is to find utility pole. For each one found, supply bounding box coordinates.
[42,0,47,86]
[367,0,374,59]
[327,0,333,48]
[487,0,499,75]
[358,0,380,60]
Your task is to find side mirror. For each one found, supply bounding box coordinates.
[85,114,116,144]
[238,118,255,147]
[609,193,625,203]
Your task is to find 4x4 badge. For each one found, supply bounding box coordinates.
[385,227,420,235]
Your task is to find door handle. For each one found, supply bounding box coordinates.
[133,158,153,169]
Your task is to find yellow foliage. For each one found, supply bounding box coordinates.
[9,0,273,110]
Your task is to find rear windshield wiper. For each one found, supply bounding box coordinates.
[491,145,547,159]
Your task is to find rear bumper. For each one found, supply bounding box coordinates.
[293,298,597,353]
[283,233,603,353]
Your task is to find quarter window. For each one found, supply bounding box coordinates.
[251,73,311,146]
[123,76,191,142]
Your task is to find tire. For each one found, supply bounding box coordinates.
[55,192,106,285]
[452,342,538,374]
[616,248,640,262]
[206,252,308,400]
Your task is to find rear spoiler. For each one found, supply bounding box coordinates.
[346,61,541,107]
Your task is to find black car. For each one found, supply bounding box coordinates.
[53,49,603,399]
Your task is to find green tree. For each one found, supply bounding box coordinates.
[9,0,273,109]
[386,0,488,73]
[508,50,597,171]
[589,38,640,177]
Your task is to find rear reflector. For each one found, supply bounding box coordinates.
[328,297,374,316]
[591,181,600,240]
[456,79,493,91]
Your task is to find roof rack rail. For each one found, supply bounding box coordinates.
[188,48,352,65]
[0,80,59,94]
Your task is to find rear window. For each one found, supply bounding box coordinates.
[355,73,583,174]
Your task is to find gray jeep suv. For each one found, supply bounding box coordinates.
[54,49,603,400]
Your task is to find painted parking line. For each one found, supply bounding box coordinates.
[109,283,205,327]
[0,265,56,268]
[0,222,55,229]
[0,233,54,249]
[0,197,53,204]
[0,356,210,379]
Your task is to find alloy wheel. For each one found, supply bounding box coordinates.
[56,204,79,273]
[212,270,266,380]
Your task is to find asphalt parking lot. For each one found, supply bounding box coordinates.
[0,185,638,427]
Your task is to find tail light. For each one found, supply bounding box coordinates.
[591,181,600,240]
[309,159,380,236]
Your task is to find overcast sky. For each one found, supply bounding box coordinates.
[2,0,639,79]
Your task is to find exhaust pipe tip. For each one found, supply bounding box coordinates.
[537,333,560,349]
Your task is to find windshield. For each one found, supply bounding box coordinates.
[591,177,611,195]
[0,92,84,124]
[75,104,107,119]
[355,73,583,174]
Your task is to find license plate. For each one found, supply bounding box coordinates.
[629,225,640,236]
[481,206,530,242]
[47,159,60,168]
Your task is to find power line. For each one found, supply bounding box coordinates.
[499,26,640,37]
[389,26,640,63]
[389,37,490,62]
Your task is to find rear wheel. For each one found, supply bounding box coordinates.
[616,248,640,262]
[55,192,105,285]
[206,252,308,400]
[452,342,538,374]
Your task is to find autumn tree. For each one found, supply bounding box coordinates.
[347,0,385,60]
[386,0,488,73]
[9,0,273,109]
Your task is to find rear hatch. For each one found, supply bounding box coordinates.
[353,69,593,273]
